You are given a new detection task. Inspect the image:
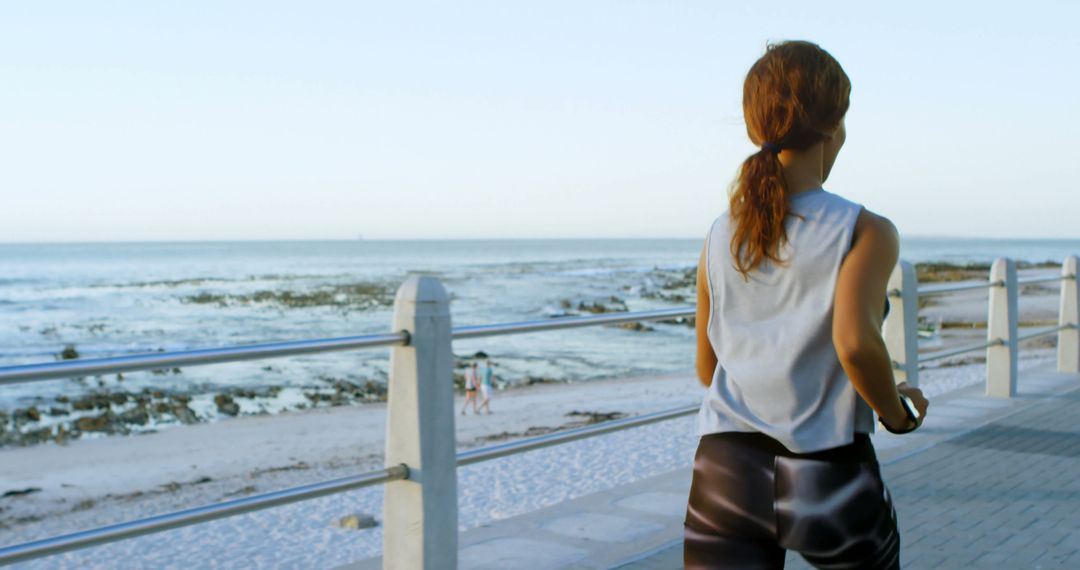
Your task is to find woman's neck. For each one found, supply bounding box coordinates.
[778,142,825,195]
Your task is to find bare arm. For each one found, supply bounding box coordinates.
[833,210,916,429]
[695,246,717,386]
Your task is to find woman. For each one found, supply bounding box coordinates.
[460,362,479,415]
[685,41,930,569]
[478,359,495,414]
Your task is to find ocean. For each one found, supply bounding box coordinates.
[2,237,1079,442]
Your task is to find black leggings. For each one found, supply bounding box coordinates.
[684,433,900,569]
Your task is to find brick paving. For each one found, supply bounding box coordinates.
[864,389,1080,569]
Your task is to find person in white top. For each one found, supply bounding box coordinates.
[683,40,930,569]
[460,362,480,416]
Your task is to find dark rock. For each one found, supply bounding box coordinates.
[576,296,628,314]
[226,485,258,497]
[54,425,70,445]
[214,394,240,416]
[172,404,198,424]
[76,413,114,433]
[611,322,654,332]
[15,407,41,424]
[48,407,69,417]
[109,393,128,405]
[334,513,379,530]
[119,407,149,426]
[565,410,626,424]
[20,427,53,446]
[525,376,563,386]
[60,345,79,360]
[364,380,387,400]
[72,394,112,411]
[2,487,41,498]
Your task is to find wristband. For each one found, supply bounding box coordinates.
[880,394,920,434]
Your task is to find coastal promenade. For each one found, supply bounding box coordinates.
[347,364,1080,569]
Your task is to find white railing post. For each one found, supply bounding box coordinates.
[884,261,920,387]
[1059,255,1080,373]
[384,276,457,570]
[986,257,1018,397]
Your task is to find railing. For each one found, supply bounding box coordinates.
[884,255,1080,398]
[0,280,695,567]
[1,255,1078,568]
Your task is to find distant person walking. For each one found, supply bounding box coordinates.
[685,41,930,569]
[460,362,480,415]
[478,359,495,414]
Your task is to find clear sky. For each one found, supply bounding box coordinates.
[2,1,1077,242]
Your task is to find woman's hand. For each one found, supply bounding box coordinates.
[896,382,929,425]
[881,382,929,432]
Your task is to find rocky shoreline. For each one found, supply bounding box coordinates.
[0,377,391,448]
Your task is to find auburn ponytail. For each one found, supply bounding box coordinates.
[729,41,851,278]
[729,148,788,276]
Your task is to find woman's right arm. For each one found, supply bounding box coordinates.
[833,209,928,431]
[695,246,718,387]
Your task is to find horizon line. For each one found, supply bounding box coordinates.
[4,234,1080,246]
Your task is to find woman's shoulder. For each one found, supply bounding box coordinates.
[853,208,899,254]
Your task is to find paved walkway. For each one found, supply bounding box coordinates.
[345,366,1080,569]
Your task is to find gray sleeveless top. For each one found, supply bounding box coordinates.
[697,188,875,453]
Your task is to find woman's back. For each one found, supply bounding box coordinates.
[698,188,875,453]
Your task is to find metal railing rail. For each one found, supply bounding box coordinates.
[456,404,698,466]
[1016,324,1074,342]
[898,273,1073,300]
[0,333,409,386]
[452,307,694,340]
[0,465,409,566]
[917,340,1004,364]
[914,280,1004,297]
[1018,275,1074,286]
[0,403,702,565]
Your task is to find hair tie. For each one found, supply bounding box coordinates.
[761,142,781,154]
